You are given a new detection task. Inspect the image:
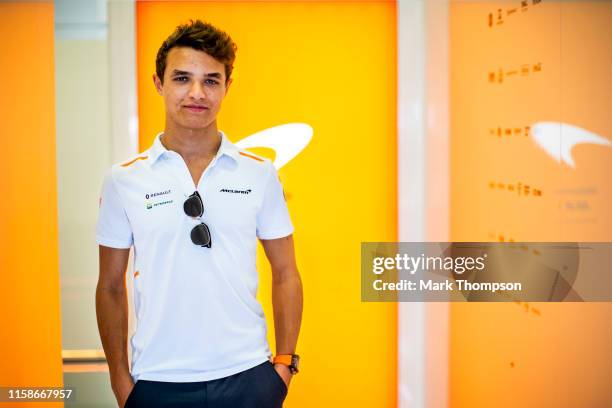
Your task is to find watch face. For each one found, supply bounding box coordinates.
[291,355,300,373]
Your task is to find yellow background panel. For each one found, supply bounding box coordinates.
[136,1,397,406]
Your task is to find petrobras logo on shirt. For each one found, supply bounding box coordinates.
[145,199,173,210]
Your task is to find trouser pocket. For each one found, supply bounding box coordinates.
[266,362,288,395]
[123,381,140,408]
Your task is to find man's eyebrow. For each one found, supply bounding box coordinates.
[170,69,222,79]
[171,70,191,76]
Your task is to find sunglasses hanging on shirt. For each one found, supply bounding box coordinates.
[183,191,212,248]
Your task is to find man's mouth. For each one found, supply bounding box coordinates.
[183,105,208,112]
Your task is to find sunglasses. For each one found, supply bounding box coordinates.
[183,191,212,248]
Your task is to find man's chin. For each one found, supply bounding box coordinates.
[177,119,216,132]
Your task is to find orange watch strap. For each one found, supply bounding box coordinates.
[272,355,293,366]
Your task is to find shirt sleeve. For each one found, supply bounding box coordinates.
[95,168,134,248]
[256,161,294,240]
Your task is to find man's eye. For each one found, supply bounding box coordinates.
[205,79,219,85]
[174,76,188,82]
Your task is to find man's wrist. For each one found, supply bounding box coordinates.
[273,363,293,375]
[273,353,300,374]
[109,367,132,384]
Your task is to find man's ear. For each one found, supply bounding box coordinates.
[153,73,163,95]
[224,78,233,95]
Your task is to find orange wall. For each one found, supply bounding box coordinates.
[0,2,64,406]
[136,1,397,406]
[449,2,612,407]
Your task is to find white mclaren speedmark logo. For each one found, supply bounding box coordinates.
[235,123,313,170]
[531,122,611,168]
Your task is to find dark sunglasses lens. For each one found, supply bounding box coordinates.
[184,195,203,217]
[191,223,211,248]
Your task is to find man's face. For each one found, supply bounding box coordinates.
[153,46,232,131]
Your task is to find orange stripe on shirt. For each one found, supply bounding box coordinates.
[121,156,148,167]
[239,151,264,162]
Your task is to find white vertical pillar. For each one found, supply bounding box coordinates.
[108,0,138,364]
[397,0,449,407]
[108,0,138,160]
[398,0,426,406]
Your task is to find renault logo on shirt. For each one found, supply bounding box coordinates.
[220,188,252,195]
[145,189,171,200]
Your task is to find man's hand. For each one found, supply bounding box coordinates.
[111,372,134,408]
[273,363,293,388]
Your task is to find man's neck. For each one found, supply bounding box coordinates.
[161,121,222,163]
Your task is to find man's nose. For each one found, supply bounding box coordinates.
[188,81,206,99]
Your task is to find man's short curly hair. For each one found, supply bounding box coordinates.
[156,20,237,84]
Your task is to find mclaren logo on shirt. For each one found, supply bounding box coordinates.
[220,188,252,195]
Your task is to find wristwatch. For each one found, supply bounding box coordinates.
[273,354,300,374]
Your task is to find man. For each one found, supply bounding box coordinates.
[95,20,303,408]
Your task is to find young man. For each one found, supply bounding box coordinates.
[95,20,303,408]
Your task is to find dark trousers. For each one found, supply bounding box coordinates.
[124,361,288,408]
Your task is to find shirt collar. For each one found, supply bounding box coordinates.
[147,130,239,167]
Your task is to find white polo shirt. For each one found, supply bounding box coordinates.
[95,131,294,382]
